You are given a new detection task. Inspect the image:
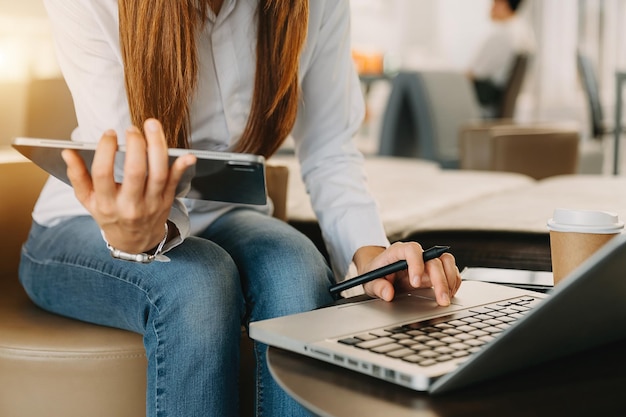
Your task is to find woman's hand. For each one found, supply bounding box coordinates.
[61,119,196,253]
[353,242,462,306]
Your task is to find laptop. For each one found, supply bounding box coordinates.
[250,234,626,394]
[12,137,267,205]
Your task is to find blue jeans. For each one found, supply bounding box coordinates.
[19,209,334,417]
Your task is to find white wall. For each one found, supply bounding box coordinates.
[351,0,492,71]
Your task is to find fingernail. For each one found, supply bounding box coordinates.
[126,126,140,134]
[60,149,70,163]
[411,275,420,287]
[104,129,116,136]
[441,292,451,306]
[382,288,391,300]
[183,154,197,167]
[145,119,159,132]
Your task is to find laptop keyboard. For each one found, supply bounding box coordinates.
[337,296,541,368]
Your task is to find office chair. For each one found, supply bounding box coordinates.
[577,51,625,141]
[470,53,529,120]
[498,54,529,119]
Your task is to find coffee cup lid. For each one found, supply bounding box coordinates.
[547,208,624,234]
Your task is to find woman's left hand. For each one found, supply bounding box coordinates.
[353,242,462,306]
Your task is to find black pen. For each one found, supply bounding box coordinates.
[329,245,451,296]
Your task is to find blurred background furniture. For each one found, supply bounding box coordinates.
[497,54,530,119]
[377,63,530,170]
[577,51,614,142]
[404,173,626,273]
[23,78,77,139]
[611,71,626,175]
[378,70,482,169]
[473,53,530,120]
[576,51,626,175]
[271,153,536,273]
[460,120,604,175]
[459,124,580,180]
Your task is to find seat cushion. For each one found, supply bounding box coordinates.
[0,283,147,417]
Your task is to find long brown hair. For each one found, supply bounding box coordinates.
[119,0,308,157]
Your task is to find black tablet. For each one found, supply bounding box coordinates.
[12,137,267,205]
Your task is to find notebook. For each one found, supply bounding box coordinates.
[250,234,626,394]
[460,266,553,292]
[12,137,267,205]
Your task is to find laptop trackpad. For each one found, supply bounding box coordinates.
[336,288,467,329]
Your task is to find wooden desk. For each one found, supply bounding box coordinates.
[268,338,626,417]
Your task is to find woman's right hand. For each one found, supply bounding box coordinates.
[355,242,461,306]
[62,118,196,253]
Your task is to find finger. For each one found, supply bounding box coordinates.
[452,269,462,295]
[424,258,452,306]
[363,278,395,302]
[402,242,425,288]
[90,131,119,200]
[440,253,462,296]
[120,126,148,200]
[374,241,425,287]
[143,119,170,201]
[62,148,93,205]
[164,153,197,200]
[359,242,424,301]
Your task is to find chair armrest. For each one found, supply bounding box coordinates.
[266,164,289,222]
[0,155,49,280]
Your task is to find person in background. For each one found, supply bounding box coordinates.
[19,1,462,416]
[467,0,535,117]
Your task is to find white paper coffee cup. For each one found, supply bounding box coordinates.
[547,209,624,285]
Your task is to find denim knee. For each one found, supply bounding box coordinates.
[146,237,245,338]
[236,226,335,321]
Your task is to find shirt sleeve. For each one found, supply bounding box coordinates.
[42,0,190,248]
[292,0,390,279]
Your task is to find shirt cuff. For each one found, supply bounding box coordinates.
[162,198,190,253]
